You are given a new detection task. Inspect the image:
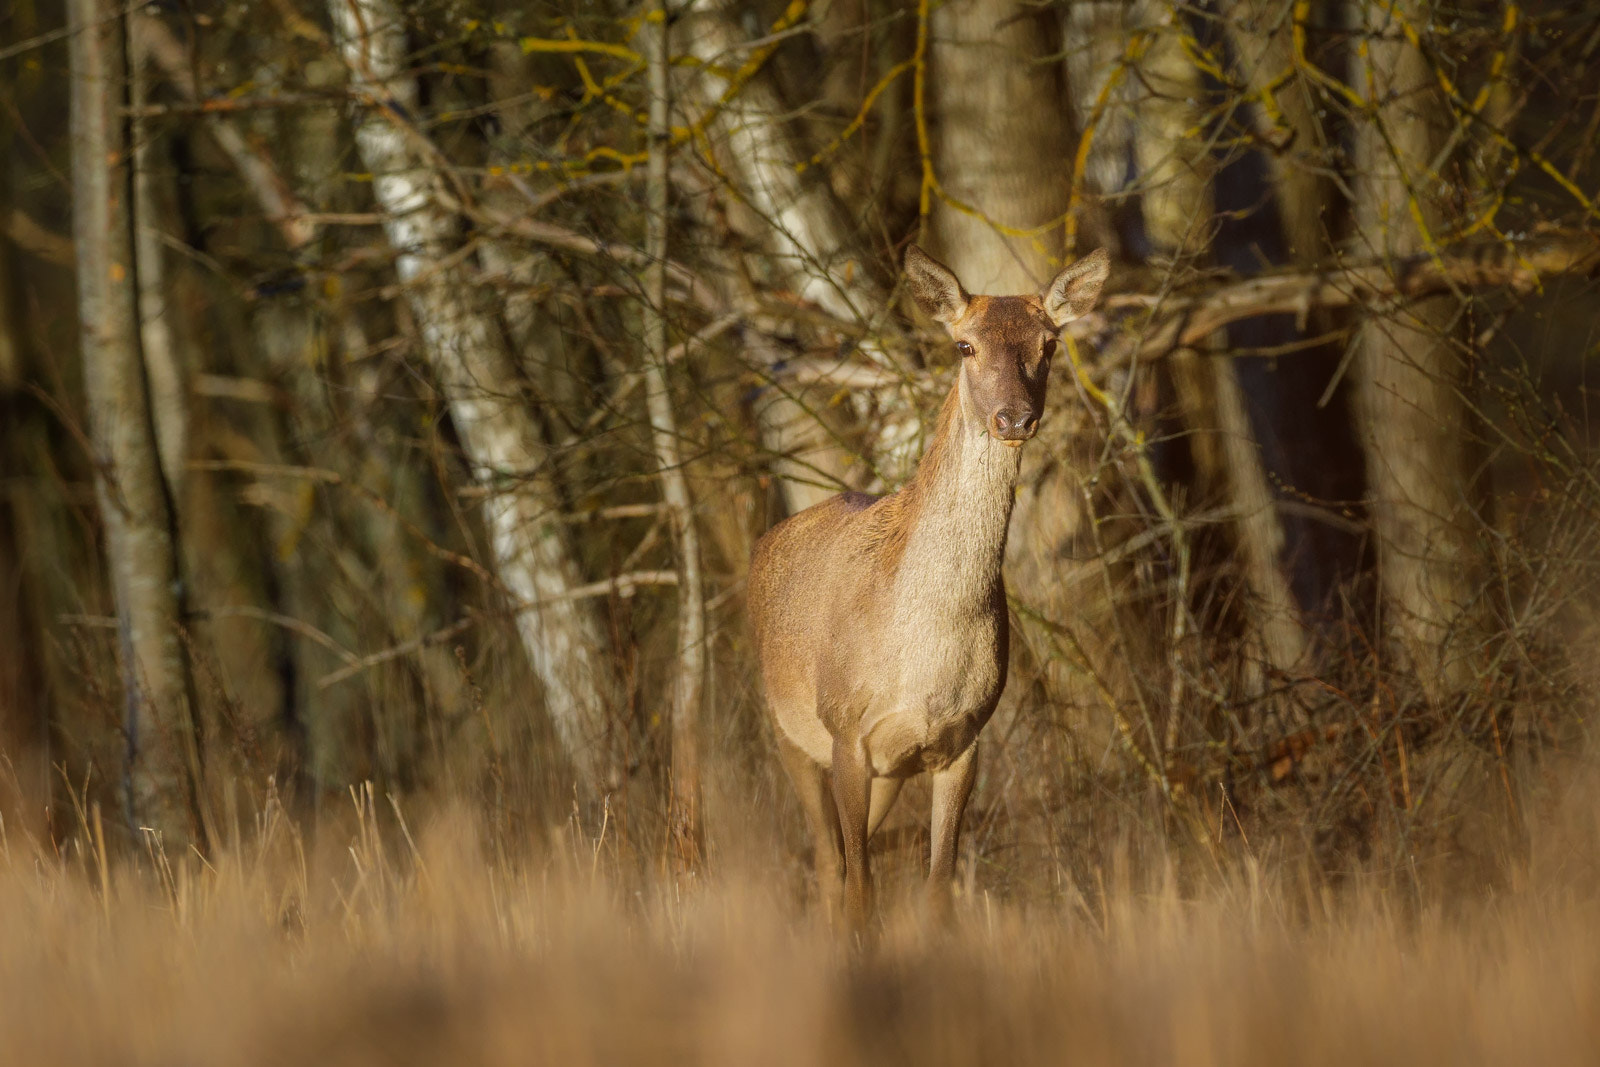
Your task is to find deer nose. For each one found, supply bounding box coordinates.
[990,409,1038,441]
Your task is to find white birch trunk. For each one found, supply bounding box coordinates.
[330,0,616,788]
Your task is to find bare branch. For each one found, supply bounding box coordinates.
[134,15,317,250]
[316,571,680,690]
[774,233,1600,389]
[1122,231,1600,361]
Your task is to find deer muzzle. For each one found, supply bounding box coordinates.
[989,408,1038,444]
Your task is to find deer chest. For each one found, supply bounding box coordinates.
[857,615,1007,777]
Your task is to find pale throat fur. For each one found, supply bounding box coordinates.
[883,361,1023,627]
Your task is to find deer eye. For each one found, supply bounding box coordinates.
[956,340,974,357]
[1043,338,1057,358]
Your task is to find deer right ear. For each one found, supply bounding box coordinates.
[905,245,969,325]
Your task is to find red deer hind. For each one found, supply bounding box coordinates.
[749,244,1111,926]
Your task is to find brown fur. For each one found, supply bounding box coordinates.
[748,246,1110,928]
[858,386,963,579]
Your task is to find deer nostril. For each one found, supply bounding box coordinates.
[992,410,1037,441]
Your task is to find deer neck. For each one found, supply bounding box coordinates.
[888,372,1022,615]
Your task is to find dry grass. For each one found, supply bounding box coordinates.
[2,764,1599,1067]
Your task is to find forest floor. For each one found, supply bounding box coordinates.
[2,770,1599,1067]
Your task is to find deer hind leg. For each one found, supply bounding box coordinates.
[928,741,978,916]
[867,777,904,839]
[775,732,842,900]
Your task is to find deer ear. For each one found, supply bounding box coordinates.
[1042,248,1111,327]
[905,245,969,325]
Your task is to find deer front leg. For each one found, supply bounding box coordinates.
[831,734,873,931]
[928,741,978,915]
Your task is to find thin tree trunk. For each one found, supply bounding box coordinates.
[1201,0,1368,660]
[0,229,17,392]
[681,1,888,328]
[478,38,560,362]
[1207,356,1309,675]
[330,0,617,792]
[1220,0,1341,266]
[1060,0,1138,244]
[1178,0,1336,685]
[1352,0,1480,694]
[69,0,203,848]
[644,4,705,862]
[129,49,186,498]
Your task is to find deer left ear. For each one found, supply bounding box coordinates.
[1042,248,1111,328]
[905,244,970,325]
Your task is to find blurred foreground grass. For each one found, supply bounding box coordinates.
[2,771,1599,1067]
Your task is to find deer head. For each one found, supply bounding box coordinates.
[906,245,1111,445]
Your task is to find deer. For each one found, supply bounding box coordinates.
[747,244,1111,927]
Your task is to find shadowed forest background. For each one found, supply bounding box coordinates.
[3,0,1600,1061]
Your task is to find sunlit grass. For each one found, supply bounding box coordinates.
[2,766,1598,1066]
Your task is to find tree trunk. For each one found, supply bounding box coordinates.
[681,1,888,328]
[928,0,1072,291]
[644,3,705,864]
[1207,0,1367,652]
[129,49,187,498]
[1352,0,1480,694]
[330,0,618,793]
[1206,355,1309,675]
[69,0,204,848]
[1176,0,1353,686]
[1060,0,1139,257]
